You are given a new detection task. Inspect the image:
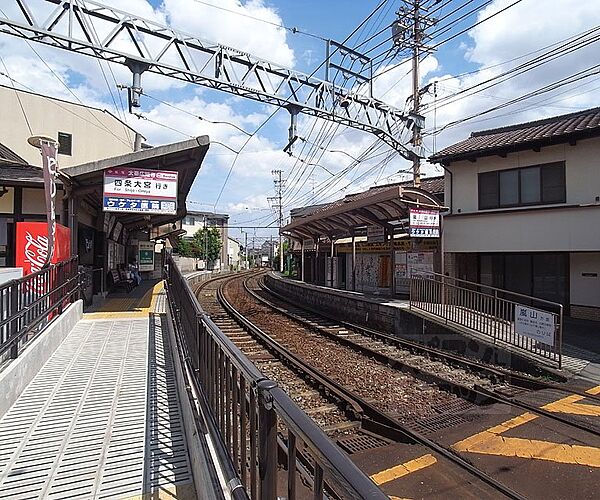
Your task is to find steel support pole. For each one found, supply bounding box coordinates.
[301,240,305,282]
[257,380,278,500]
[352,233,356,291]
[330,238,334,288]
[389,230,395,297]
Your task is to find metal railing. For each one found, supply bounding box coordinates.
[0,257,80,366]
[165,255,386,500]
[410,272,563,368]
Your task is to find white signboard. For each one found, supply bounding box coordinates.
[407,251,434,277]
[103,167,178,215]
[514,305,555,346]
[367,225,385,243]
[138,241,156,271]
[409,208,440,238]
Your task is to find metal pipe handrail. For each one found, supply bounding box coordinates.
[423,271,563,311]
[0,257,80,363]
[164,255,388,499]
[0,256,78,293]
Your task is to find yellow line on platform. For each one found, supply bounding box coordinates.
[370,454,437,486]
[84,281,164,319]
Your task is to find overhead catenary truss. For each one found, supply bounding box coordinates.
[0,0,418,160]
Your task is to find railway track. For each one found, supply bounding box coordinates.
[193,271,600,499]
[195,271,528,499]
[254,274,600,425]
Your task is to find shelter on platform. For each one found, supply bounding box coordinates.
[281,182,446,296]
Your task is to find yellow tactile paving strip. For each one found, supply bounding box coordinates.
[84,281,165,319]
[370,385,600,492]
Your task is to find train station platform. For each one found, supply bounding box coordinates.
[266,274,600,382]
[0,279,223,499]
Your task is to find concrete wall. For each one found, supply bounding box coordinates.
[0,300,83,419]
[266,274,558,376]
[0,85,136,167]
[444,137,600,253]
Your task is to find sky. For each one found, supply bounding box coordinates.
[0,0,599,246]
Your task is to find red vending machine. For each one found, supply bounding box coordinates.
[15,222,71,276]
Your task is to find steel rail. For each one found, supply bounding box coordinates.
[262,275,600,404]
[220,273,525,500]
[256,276,600,437]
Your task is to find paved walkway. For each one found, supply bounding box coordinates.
[0,282,201,499]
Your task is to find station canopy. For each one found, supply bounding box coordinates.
[62,136,209,230]
[281,183,445,241]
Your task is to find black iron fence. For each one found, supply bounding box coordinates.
[0,256,80,365]
[165,255,386,500]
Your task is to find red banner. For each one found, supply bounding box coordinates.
[16,222,71,277]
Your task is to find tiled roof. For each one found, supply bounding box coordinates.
[290,176,444,221]
[0,142,27,165]
[0,164,46,185]
[430,107,600,163]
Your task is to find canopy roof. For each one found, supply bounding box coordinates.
[281,184,445,241]
[62,136,209,230]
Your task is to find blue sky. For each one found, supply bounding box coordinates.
[1,0,599,245]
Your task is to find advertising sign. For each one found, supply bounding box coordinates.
[138,241,155,271]
[409,208,440,238]
[40,141,59,265]
[103,167,178,215]
[514,305,555,346]
[16,222,71,280]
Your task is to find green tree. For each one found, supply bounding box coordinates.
[192,227,222,263]
[173,236,195,257]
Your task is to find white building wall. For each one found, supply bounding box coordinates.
[444,206,600,253]
[445,137,600,254]
[0,85,137,167]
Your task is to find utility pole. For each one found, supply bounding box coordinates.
[394,0,437,188]
[268,169,285,272]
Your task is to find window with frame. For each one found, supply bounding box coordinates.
[478,162,565,209]
[57,132,72,156]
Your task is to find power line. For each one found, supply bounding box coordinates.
[141,91,252,136]
[190,0,327,41]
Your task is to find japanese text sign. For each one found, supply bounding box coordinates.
[409,208,440,238]
[103,167,178,215]
[514,304,555,346]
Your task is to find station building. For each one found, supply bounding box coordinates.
[0,86,211,303]
[0,84,141,167]
[430,107,600,321]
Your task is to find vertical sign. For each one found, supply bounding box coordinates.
[138,241,155,271]
[514,305,555,346]
[409,208,440,238]
[40,141,58,265]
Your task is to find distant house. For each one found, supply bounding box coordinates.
[181,210,229,270]
[430,108,600,321]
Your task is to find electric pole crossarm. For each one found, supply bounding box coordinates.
[1,0,414,159]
